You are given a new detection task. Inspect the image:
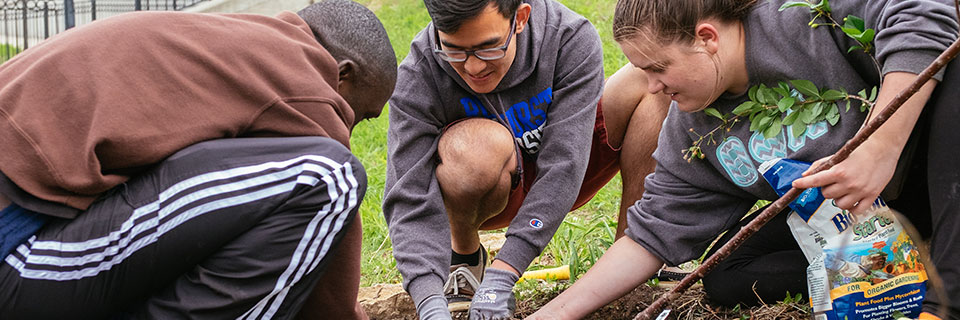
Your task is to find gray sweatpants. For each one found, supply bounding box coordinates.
[0,137,366,320]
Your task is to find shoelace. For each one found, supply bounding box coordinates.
[443,266,481,296]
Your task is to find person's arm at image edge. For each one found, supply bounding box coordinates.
[494,18,605,276]
[793,72,936,214]
[382,50,453,312]
[793,0,956,213]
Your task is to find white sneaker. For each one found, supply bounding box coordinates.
[443,245,487,312]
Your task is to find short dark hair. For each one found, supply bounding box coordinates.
[298,0,397,88]
[424,0,522,33]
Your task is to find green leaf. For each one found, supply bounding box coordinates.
[842,28,863,42]
[779,82,791,92]
[750,114,762,131]
[858,89,868,99]
[869,86,878,101]
[843,14,865,31]
[748,85,759,102]
[791,79,821,99]
[792,122,807,138]
[845,99,852,112]
[827,112,840,125]
[841,15,874,50]
[826,103,840,125]
[733,101,758,115]
[783,110,801,125]
[778,97,796,112]
[811,101,825,117]
[754,114,773,132]
[764,116,783,139]
[821,89,845,101]
[704,107,724,120]
[860,28,875,44]
[758,115,775,131]
[779,1,813,11]
[800,105,818,124]
[818,0,831,12]
[773,86,791,98]
[759,86,779,105]
[646,278,660,287]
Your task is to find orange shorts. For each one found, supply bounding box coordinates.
[480,100,621,229]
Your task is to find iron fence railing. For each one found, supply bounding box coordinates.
[1,0,208,62]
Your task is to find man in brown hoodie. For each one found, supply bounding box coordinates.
[0,0,395,319]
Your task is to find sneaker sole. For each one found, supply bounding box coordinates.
[448,300,470,312]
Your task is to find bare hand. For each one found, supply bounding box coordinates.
[792,137,898,215]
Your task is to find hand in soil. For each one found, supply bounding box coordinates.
[469,268,519,319]
[418,295,453,320]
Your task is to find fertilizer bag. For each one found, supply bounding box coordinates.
[759,158,927,320]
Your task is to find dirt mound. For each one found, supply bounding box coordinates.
[358,284,417,320]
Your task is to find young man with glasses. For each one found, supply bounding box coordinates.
[383,0,669,319]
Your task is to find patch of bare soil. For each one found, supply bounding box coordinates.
[360,282,809,320]
[516,282,809,320]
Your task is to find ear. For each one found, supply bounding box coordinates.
[694,22,721,54]
[337,59,358,89]
[515,3,532,34]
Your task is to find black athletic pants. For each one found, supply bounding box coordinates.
[0,137,366,320]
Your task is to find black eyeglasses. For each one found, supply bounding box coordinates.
[433,12,517,62]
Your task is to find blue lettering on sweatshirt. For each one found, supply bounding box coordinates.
[748,130,788,162]
[459,87,552,154]
[717,137,758,187]
[787,121,829,152]
[718,117,831,188]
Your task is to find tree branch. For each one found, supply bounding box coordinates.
[635,31,960,320]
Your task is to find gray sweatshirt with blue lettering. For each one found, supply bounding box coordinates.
[383,0,604,305]
[626,0,957,266]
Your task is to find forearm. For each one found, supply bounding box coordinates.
[383,153,450,305]
[868,72,937,152]
[497,114,597,274]
[793,72,939,212]
[531,237,662,320]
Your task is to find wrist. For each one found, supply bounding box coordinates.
[417,295,451,320]
[860,134,905,161]
[490,259,520,276]
[407,274,445,309]
[483,267,520,289]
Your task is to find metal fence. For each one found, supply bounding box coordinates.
[1,0,208,61]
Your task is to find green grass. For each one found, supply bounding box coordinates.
[1,44,22,64]
[352,0,628,287]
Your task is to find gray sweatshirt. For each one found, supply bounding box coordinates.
[626,0,958,266]
[383,0,604,305]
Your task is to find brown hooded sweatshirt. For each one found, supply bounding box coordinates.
[0,11,354,218]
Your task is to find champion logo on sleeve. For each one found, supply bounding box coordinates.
[529,219,543,229]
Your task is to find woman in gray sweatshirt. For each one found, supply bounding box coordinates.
[532,0,960,319]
